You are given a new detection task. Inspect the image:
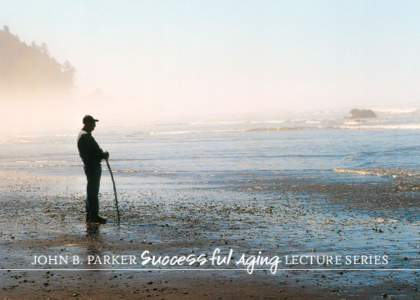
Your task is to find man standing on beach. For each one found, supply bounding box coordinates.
[77,115,109,224]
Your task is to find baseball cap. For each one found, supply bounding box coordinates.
[82,115,99,124]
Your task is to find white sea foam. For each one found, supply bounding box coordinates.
[339,123,420,130]
[334,168,418,178]
[249,120,286,124]
[189,120,248,126]
[373,108,418,114]
[148,129,246,135]
[304,120,321,125]
[149,130,201,136]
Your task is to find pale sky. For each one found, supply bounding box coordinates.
[2,0,420,123]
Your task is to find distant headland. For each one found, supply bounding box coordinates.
[0,26,75,97]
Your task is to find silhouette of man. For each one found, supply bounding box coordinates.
[77,115,109,224]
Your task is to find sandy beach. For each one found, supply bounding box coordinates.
[1,145,419,299]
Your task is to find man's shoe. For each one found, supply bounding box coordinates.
[86,215,107,224]
[92,216,107,224]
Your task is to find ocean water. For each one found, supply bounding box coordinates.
[1,118,420,184]
[1,113,420,282]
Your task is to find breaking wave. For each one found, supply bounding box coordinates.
[339,123,420,130]
[334,168,419,178]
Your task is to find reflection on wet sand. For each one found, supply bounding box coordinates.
[85,223,103,269]
[86,223,101,240]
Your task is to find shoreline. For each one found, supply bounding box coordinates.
[0,167,419,299]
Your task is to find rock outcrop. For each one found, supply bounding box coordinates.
[350,109,377,119]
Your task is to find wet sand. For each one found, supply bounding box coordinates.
[0,169,419,299]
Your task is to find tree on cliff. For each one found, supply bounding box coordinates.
[0,26,75,97]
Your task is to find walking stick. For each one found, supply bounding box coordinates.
[105,158,120,223]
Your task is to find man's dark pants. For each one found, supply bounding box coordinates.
[84,164,101,221]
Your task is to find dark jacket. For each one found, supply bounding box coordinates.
[77,130,106,168]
